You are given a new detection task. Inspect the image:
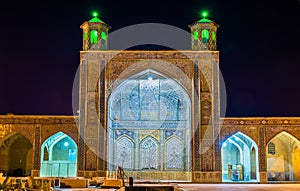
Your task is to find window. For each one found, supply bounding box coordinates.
[90,30,98,44]
[202,29,209,43]
[193,31,199,45]
[193,31,198,40]
[101,31,107,40]
[83,32,88,40]
[268,142,275,155]
[212,31,216,43]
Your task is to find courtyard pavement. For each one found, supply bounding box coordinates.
[177,184,300,191]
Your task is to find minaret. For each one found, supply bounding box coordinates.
[189,11,219,51]
[80,12,111,50]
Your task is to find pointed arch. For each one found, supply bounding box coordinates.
[40,132,77,177]
[267,130,300,145]
[164,134,182,143]
[108,69,191,122]
[267,131,300,181]
[0,132,22,149]
[0,132,33,176]
[42,130,78,146]
[107,69,192,180]
[115,136,134,169]
[165,136,184,170]
[269,131,300,144]
[221,131,259,182]
[221,130,258,146]
[107,63,193,99]
[250,147,257,180]
[0,132,33,148]
[223,138,243,163]
[140,136,159,170]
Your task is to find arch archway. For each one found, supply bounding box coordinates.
[221,132,259,182]
[0,133,33,176]
[40,132,77,177]
[267,131,300,181]
[250,147,257,179]
[165,136,184,170]
[140,136,159,170]
[115,136,134,169]
[107,69,191,181]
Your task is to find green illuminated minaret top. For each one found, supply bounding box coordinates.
[80,11,111,51]
[88,11,105,23]
[198,10,213,23]
[188,10,219,51]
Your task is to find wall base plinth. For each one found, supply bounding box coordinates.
[192,171,222,183]
[106,171,192,182]
[78,170,107,178]
[259,172,268,183]
[31,170,40,177]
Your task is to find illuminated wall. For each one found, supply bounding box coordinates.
[40,132,77,177]
[267,132,300,181]
[221,132,259,182]
[107,71,191,173]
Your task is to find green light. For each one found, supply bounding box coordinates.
[83,32,88,40]
[193,31,199,40]
[212,31,216,41]
[93,11,98,17]
[101,32,107,40]
[90,30,98,44]
[201,11,208,18]
[202,29,209,43]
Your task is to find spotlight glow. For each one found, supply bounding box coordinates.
[64,142,69,147]
[92,11,98,17]
[201,11,208,18]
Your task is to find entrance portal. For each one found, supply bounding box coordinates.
[40,132,77,177]
[107,70,191,181]
[221,132,259,182]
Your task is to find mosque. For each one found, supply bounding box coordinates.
[0,14,300,184]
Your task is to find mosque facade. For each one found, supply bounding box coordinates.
[0,16,300,183]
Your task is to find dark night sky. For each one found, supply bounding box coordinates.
[0,0,299,117]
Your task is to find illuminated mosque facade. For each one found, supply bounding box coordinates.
[1,15,300,183]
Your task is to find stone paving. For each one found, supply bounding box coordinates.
[177,184,300,191]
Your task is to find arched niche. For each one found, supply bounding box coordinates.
[221,132,259,182]
[0,133,33,176]
[140,136,159,170]
[115,136,134,170]
[165,136,184,170]
[267,131,300,181]
[40,132,77,177]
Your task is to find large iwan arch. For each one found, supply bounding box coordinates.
[221,132,259,182]
[40,132,77,177]
[267,131,300,181]
[107,69,191,181]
